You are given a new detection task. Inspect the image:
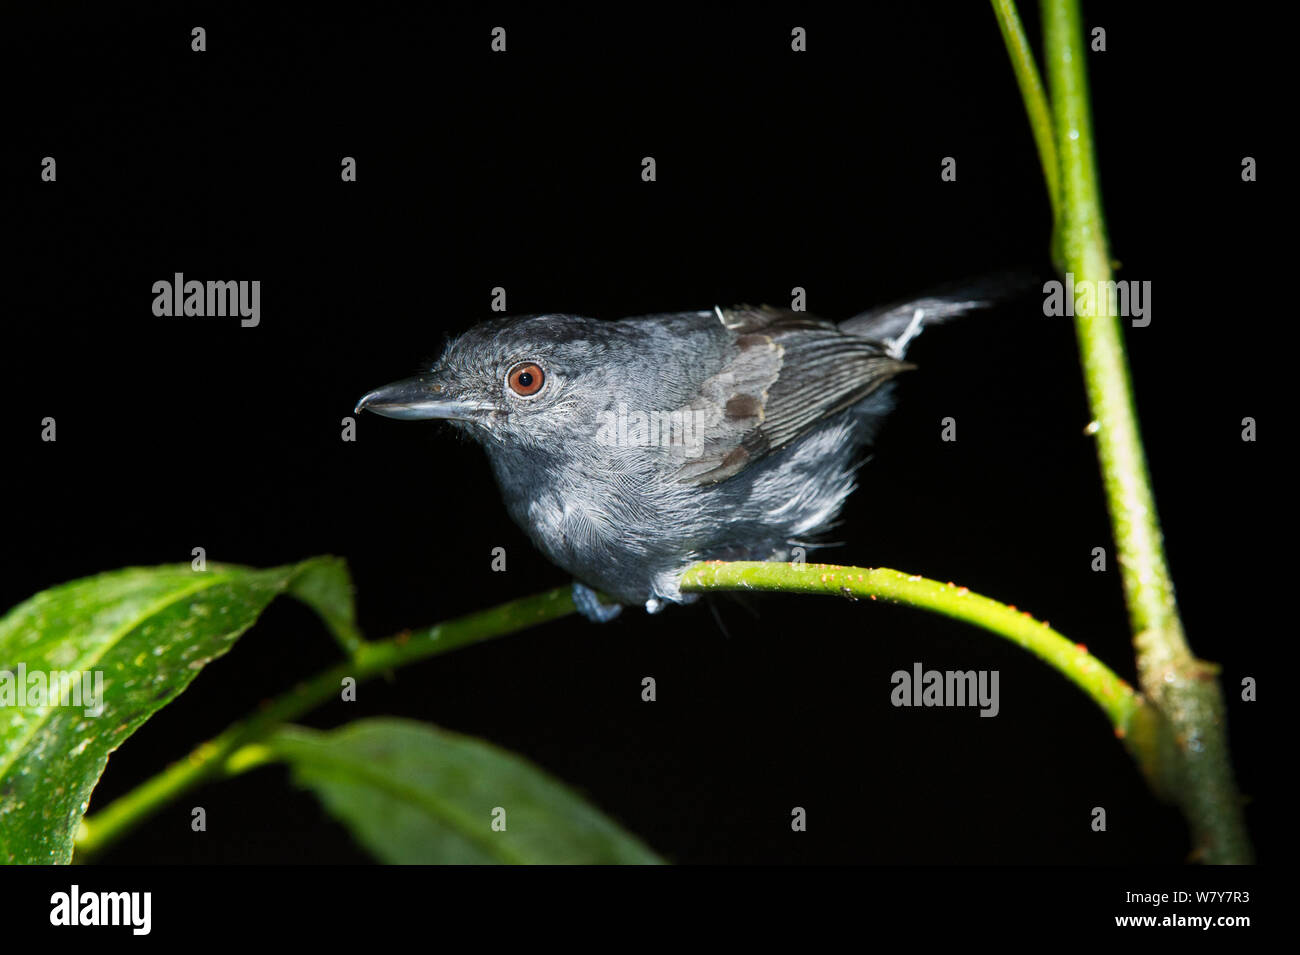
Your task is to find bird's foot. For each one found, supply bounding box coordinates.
[572,581,623,623]
[645,593,697,614]
[644,569,701,614]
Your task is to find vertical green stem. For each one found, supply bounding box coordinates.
[990,0,1060,222]
[1040,0,1251,862]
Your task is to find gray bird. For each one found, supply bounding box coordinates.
[356,290,995,620]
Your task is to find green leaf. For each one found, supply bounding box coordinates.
[0,556,354,864]
[269,718,663,864]
[286,556,364,656]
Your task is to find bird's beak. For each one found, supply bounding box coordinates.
[354,375,487,421]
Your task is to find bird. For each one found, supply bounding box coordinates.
[356,285,1005,621]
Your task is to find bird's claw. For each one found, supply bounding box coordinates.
[572,581,624,623]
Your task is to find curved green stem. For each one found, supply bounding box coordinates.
[681,561,1155,737]
[76,560,1169,862]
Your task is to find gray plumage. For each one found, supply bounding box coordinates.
[356,290,994,616]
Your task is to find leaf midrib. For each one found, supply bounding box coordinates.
[277,741,534,864]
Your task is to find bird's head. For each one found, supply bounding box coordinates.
[355,314,617,452]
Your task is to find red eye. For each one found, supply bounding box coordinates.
[506,361,545,397]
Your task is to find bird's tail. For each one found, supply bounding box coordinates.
[839,269,1039,354]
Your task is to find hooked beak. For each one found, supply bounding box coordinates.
[354,375,488,422]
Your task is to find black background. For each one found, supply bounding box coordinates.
[4,2,1276,865]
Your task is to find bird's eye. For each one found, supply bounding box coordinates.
[506,361,546,397]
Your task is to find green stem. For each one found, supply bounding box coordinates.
[681,561,1157,742]
[76,559,1164,861]
[989,0,1060,223]
[1040,0,1251,862]
[74,585,577,859]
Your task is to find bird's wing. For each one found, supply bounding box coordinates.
[671,306,911,485]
